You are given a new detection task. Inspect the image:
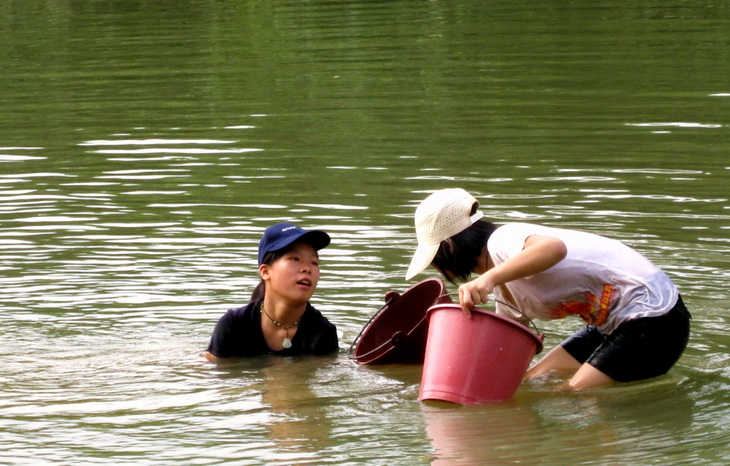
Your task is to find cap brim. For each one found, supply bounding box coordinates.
[268,230,331,257]
[300,230,331,251]
[405,242,440,281]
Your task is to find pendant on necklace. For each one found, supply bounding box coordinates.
[260,305,299,350]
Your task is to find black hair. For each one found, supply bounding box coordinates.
[432,219,497,285]
[250,249,287,302]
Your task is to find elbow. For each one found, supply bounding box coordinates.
[553,238,568,262]
[555,238,568,262]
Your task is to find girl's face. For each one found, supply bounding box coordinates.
[260,242,321,306]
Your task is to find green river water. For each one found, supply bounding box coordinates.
[1,1,728,464]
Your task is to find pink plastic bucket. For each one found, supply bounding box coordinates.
[419,304,544,404]
[349,278,452,365]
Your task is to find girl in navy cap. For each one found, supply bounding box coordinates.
[205,223,338,360]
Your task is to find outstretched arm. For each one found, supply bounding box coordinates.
[458,234,567,315]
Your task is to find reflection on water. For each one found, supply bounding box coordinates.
[1,0,729,464]
[259,359,335,457]
[425,379,698,464]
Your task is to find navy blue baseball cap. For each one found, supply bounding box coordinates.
[257,222,331,265]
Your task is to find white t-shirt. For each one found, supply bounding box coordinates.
[488,223,678,334]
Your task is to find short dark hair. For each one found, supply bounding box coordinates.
[250,249,288,302]
[432,219,497,284]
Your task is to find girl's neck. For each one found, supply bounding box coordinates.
[474,246,492,274]
[260,298,306,351]
[486,253,494,270]
[261,298,307,327]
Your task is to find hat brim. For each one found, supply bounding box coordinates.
[299,230,331,251]
[267,230,331,258]
[405,242,440,281]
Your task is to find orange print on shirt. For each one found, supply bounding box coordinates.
[549,284,615,326]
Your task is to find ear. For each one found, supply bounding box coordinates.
[259,264,270,280]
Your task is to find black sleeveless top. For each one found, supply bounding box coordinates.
[207,299,338,358]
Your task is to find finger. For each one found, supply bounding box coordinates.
[458,286,473,317]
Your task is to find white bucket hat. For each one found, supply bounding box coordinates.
[405,188,483,280]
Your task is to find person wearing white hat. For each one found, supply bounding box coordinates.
[406,188,690,390]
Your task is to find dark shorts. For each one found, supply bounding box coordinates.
[561,295,691,383]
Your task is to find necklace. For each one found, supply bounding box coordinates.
[261,305,300,349]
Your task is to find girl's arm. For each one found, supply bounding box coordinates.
[458,234,567,315]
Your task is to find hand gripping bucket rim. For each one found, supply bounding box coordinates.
[419,303,544,404]
[348,278,452,365]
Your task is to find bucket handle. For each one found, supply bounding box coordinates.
[347,325,424,363]
[492,297,543,337]
[347,295,397,360]
[437,292,543,337]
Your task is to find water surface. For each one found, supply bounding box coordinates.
[1,0,728,464]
